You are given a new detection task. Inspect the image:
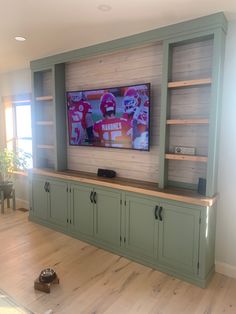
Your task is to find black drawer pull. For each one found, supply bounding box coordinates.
[154,205,159,220]
[90,191,94,203]
[44,182,47,192]
[45,182,49,192]
[159,206,163,221]
[93,191,97,204]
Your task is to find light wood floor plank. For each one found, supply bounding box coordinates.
[0,210,236,314]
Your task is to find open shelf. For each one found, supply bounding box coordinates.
[37,144,55,149]
[36,121,54,126]
[166,119,209,125]
[168,78,212,89]
[165,153,208,163]
[35,96,53,101]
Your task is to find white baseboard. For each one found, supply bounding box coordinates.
[16,198,29,210]
[215,261,236,279]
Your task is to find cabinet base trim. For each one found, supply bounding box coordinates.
[28,215,213,288]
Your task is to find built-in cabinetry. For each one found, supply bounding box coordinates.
[159,32,225,197]
[32,64,67,170]
[29,13,227,287]
[29,171,216,287]
[125,193,201,276]
[70,184,122,249]
[31,176,68,228]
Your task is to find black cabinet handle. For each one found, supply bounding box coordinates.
[93,191,97,204]
[154,205,159,220]
[44,182,47,192]
[47,182,50,193]
[159,206,163,221]
[90,191,94,203]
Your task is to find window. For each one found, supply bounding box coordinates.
[3,95,32,168]
[14,101,32,167]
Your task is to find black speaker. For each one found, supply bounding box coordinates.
[198,178,206,195]
[97,168,116,178]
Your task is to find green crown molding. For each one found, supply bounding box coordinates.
[30,12,227,70]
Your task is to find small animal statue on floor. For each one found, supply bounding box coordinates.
[34,268,59,293]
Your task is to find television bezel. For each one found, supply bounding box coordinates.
[66,82,151,151]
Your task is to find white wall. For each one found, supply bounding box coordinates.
[0,68,31,96]
[215,21,236,278]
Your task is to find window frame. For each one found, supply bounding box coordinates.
[3,94,32,170]
[13,99,32,153]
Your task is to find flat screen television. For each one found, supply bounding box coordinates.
[66,83,150,151]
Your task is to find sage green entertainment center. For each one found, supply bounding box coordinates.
[29,13,227,287]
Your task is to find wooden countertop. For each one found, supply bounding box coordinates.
[30,168,217,207]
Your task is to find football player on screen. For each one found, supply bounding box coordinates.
[122,86,149,149]
[93,92,132,148]
[67,92,94,144]
[122,87,142,122]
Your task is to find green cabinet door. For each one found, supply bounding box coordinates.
[31,177,48,220]
[94,188,121,249]
[48,179,68,228]
[125,194,158,263]
[70,184,94,238]
[158,202,200,275]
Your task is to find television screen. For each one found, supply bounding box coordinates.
[66,83,150,151]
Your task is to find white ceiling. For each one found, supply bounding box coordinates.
[1,0,236,74]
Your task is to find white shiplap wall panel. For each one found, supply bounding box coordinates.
[168,160,207,184]
[65,39,213,184]
[168,39,213,185]
[169,86,211,119]
[66,44,162,182]
[42,70,52,96]
[171,39,213,81]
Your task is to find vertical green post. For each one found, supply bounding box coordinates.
[53,63,67,171]
[206,28,226,197]
[159,40,171,188]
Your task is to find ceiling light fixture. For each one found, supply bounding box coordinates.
[97,4,112,12]
[15,36,26,42]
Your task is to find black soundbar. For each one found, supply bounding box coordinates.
[97,168,116,178]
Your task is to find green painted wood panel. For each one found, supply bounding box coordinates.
[53,63,67,171]
[125,194,158,261]
[31,177,48,220]
[198,203,216,279]
[158,202,200,275]
[206,29,226,197]
[94,188,121,249]
[70,184,94,237]
[48,179,68,228]
[29,174,215,286]
[159,40,171,188]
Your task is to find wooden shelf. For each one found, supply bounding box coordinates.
[168,78,212,88]
[37,144,54,149]
[165,153,208,163]
[166,119,209,125]
[35,96,53,101]
[36,121,54,126]
[30,168,217,207]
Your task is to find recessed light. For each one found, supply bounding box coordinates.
[97,4,112,12]
[15,36,26,42]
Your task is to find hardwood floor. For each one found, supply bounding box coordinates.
[0,210,236,314]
